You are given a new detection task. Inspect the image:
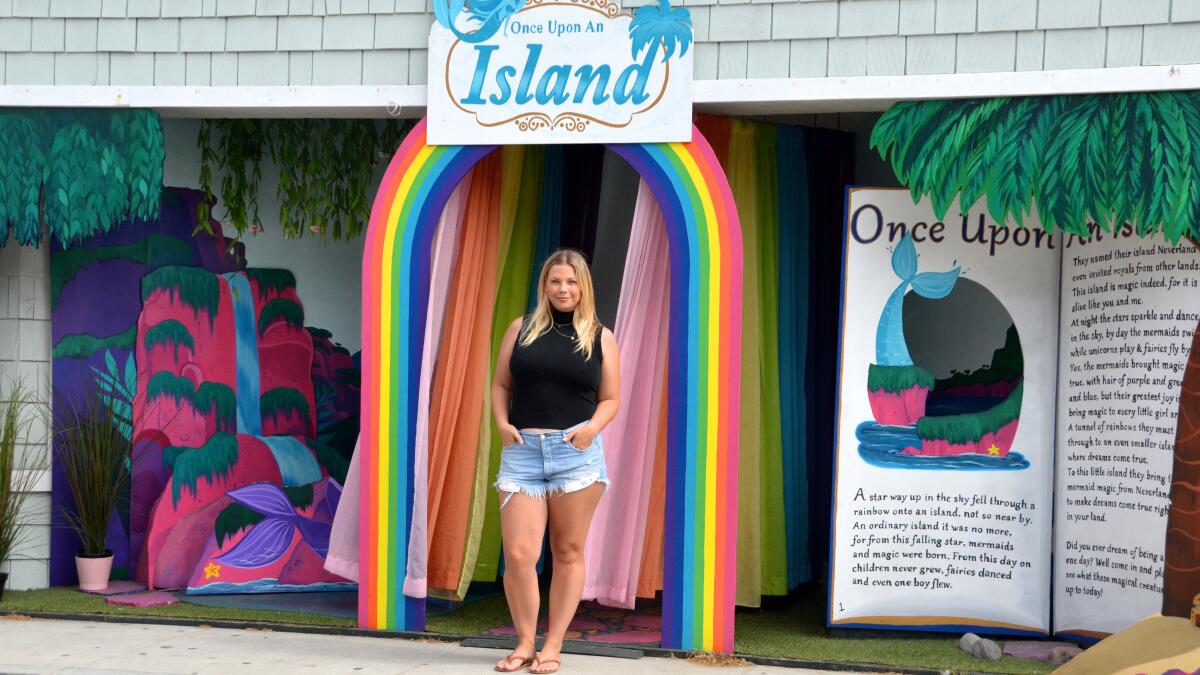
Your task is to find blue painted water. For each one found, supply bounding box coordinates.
[855,421,1030,471]
[223,272,262,435]
[185,578,357,595]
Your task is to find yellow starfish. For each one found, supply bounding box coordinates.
[987,444,1001,456]
[203,562,221,579]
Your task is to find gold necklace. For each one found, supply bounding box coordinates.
[551,321,577,341]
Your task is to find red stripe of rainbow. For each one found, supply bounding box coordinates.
[360,118,742,652]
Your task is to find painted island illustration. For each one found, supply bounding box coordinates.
[856,235,1029,470]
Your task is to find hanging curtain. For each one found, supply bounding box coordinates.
[473,147,545,582]
[526,146,565,311]
[635,366,669,598]
[582,179,671,608]
[559,144,605,259]
[425,150,504,597]
[405,171,474,596]
[726,119,764,607]
[755,124,788,596]
[776,125,812,588]
[324,173,473,587]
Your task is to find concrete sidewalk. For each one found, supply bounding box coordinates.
[0,618,868,674]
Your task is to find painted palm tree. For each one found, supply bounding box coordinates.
[870,90,1200,619]
[629,0,692,63]
[0,109,163,248]
[432,0,526,44]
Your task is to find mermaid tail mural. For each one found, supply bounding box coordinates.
[868,235,959,425]
[858,234,1029,470]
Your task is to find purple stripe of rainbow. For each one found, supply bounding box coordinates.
[360,119,741,652]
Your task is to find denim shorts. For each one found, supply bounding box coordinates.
[494,420,610,507]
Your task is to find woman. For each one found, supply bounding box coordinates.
[490,249,620,674]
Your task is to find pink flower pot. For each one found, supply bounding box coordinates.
[76,552,113,592]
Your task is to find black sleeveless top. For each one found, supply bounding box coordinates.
[508,308,603,430]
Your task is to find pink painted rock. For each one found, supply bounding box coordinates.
[78,580,146,596]
[868,385,929,426]
[621,614,662,629]
[106,591,180,607]
[1003,640,1082,663]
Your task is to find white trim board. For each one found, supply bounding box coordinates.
[0,65,1196,117]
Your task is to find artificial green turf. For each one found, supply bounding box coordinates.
[0,587,355,628]
[2,587,1056,673]
[734,593,1054,674]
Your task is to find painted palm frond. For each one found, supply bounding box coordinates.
[629,0,692,62]
[258,298,305,336]
[144,320,196,360]
[0,109,163,248]
[871,92,1200,243]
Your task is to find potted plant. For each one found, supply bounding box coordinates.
[0,380,49,602]
[56,394,130,591]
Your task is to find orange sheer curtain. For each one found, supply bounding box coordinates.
[425,151,504,595]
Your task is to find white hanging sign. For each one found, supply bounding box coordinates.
[426,0,694,145]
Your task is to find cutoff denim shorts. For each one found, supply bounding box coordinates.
[494,420,611,507]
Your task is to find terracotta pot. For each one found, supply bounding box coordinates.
[76,551,113,592]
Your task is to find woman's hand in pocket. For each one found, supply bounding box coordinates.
[564,424,597,451]
[500,424,523,448]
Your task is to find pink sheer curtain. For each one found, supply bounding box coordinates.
[322,174,472,587]
[581,179,671,608]
[405,173,473,597]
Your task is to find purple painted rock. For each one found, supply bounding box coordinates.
[78,580,147,596]
[106,591,180,607]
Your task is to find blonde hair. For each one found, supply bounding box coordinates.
[519,249,601,360]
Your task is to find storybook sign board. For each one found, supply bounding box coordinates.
[426,0,693,145]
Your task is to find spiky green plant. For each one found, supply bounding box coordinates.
[870,92,1200,243]
[55,393,131,557]
[140,266,221,329]
[0,109,163,248]
[0,381,49,582]
[258,298,305,336]
[144,320,195,360]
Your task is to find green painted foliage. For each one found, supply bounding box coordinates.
[260,387,312,429]
[141,266,221,328]
[91,350,137,441]
[258,298,305,336]
[165,432,239,505]
[245,269,296,300]
[867,364,935,394]
[52,325,137,360]
[917,382,1024,444]
[147,371,196,407]
[144,320,195,360]
[312,440,349,486]
[870,92,1200,243]
[49,235,192,308]
[0,109,163,248]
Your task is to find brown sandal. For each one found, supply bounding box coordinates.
[530,657,561,674]
[494,652,534,672]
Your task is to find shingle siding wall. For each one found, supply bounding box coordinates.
[0,2,1198,85]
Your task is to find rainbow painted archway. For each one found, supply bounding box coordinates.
[359,118,742,652]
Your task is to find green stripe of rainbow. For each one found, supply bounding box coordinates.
[360,118,742,652]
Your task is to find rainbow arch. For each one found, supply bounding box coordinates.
[360,118,742,652]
